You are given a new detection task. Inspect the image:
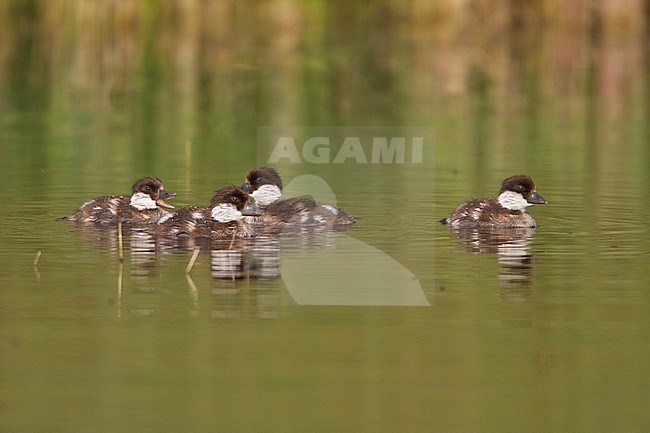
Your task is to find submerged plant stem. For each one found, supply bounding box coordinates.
[186,248,200,274]
[117,222,124,262]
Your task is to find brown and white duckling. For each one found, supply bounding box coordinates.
[63,176,175,225]
[441,174,547,228]
[240,167,355,229]
[157,185,259,238]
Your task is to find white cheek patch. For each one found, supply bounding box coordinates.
[498,191,530,211]
[211,203,244,223]
[251,185,282,207]
[130,192,158,210]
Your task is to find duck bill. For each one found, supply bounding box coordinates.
[242,202,262,216]
[240,182,252,193]
[527,191,547,205]
[156,189,176,209]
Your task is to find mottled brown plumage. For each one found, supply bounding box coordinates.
[156,185,257,238]
[63,176,175,225]
[240,167,355,229]
[442,175,547,228]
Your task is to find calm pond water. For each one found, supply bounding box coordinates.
[1,3,650,432]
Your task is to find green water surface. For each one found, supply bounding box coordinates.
[1,3,649,432]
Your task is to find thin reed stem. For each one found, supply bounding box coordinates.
[117,261,123,320]
[229,229,236,250]
[117,221,124,262]
[186,248,200,274]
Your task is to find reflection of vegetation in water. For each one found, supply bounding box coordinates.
[0,1,647,100]
[1,1,646,164]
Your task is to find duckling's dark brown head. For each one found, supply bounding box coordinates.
[241,167,283,193]
[499,174,547,205]
[131,176,176,209]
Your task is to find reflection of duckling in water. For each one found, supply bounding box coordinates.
[157,185,259,239]
[442,175,547,228]
[240,167,355,229]
[62,176,176,225]
[209,236,281,281]
[449,227,537,293]
[449,227,536,254]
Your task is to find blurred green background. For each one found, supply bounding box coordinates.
[1,0,648,191]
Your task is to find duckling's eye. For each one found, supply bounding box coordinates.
[230,196,240,203]
[255,177,263,183]
[144,186,152,192]
[516,184,525,191]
